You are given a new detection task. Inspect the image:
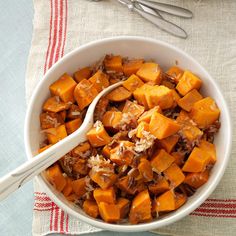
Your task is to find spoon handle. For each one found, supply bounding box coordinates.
[133,5,187,39]
[135,0,193,18]
[0,130,87,201]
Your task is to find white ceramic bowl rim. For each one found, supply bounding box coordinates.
[24,36,232,232]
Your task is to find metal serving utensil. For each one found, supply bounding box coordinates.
[117,0,187,39]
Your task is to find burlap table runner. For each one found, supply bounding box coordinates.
[26,0,236,235]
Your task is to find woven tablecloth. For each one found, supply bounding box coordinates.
[25,0,236,235]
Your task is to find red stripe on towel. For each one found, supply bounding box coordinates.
[44,0,53,74]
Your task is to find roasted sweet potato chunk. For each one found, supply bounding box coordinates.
[151,149,175,173]
[155,190,175,212]
[123,74,144,92]
[50,73,77,103]
[74,67,92,82]
[136,62,162,84]
[149,112,181,139]
[83,200,99,218]
[123,59,144,76]
[65,118,82,134]
[176,70,202,96]
[40,112,64,129]
[46,164,66,192]
[190,97,220,128]
[98,202,120,223]
[104,55,123,73]
[106,86,132,102]
[45,124,67,144]
[87,121,111,147]
[74,79,99,110]
[43,96,69,113]
[182,147,211,172]
[129,190,152,224]
[93,187,116,204]
[88,70,109,92]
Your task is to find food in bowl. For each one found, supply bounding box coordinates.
[38,54,221,224]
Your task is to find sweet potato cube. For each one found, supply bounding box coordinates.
[117,198,130,218]
[102,111,122,131]
[89,170,117,189]
[106,86,132,102]
[123,74,144,92]
[158,135,179,153]
[38,144,52,153]
[171,152,185,167]
[98,202,120,223]
[65,118,82,135]
[62,177,73,197]
[184,169,209,188]
[176,70,202,96]
[50,73,77,103]
[88,70,109,92]
[74,79,99,110]
[175,192,187,209]
[182,147,211,172]
[72,142,91,156]
[46,164,66,192]
[43,96,69,113]
[177,89,203,112]
[149,112,181,139]
[151,149,175,173]
[166,66,184,82]
[46,124,67,144]
[117,176,137,195]
[71,177,87,198]
[136,62,162,84]
[122,100,145,119]
[83,200,99,218]
[123,59,144,76]
[146,85,174,109]
[87,122,111,147]
[93,187,116,204]
[136,121,149,138]
[190,97,220,128]
[198,140,216,164]
[155,190,175,212]
[148,176,169,195]
[110,141,134,166]
[40,112,64,129]
[164,163,185,187]
[72,158,89,175]
[138,106,162,123]
[133,84,154,109]
[180,124,203,142]
[66,193,78,202]
[129,190,152,224]
[104,55,123,72]
[138,159,153,182]
[73,67,92,83]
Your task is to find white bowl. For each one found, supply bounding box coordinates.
[24,36,232,232]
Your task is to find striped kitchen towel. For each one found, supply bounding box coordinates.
[26,0,236,235]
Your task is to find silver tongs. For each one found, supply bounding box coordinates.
[117,0,192,39]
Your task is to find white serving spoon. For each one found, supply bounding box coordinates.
[0,81,123,201]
